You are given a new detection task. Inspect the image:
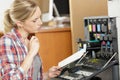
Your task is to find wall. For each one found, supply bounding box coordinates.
[0,0,14,31]
[108,0,120,17]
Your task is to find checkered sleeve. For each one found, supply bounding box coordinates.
[0,37,24,80]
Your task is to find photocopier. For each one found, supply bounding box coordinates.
[54,16,119,80]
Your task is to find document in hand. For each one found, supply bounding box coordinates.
[58,44,87,68]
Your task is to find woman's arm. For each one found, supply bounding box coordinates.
[21,36,40,73]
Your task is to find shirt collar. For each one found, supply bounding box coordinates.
[11,28,28,53]
[11,28,24,44]
[12,28,22,38]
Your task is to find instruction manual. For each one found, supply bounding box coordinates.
[58,44,87,67]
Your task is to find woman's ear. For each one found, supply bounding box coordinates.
[15,21,24,28]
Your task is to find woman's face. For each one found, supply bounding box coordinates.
[22,6,42,33]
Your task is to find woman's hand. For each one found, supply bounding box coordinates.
[28,36,40,57]
[48,66,62,78]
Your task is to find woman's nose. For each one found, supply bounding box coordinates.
[38,18,43,25]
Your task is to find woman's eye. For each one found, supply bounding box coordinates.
[32,17,40,23]
[32,18,38,22]
[33,20,37,22]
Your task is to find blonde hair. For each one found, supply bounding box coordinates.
[3,0,38,33]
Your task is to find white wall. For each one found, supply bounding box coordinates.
[0,0,14,31]
[108,0,120,17]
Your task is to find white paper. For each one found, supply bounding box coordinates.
[58,44,86,67]
[75,70,93,76]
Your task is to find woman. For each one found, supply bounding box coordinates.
[0,0,62,80]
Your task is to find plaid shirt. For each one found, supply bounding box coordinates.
[0,28,42,80]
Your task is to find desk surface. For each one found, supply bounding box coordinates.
[38,26,71,33]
